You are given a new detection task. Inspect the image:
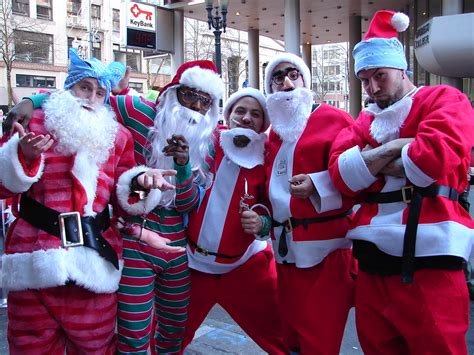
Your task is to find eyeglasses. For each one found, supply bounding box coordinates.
[271,68,301,86]
[178,88,213,110]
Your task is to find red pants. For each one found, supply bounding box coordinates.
[356,269,469,355]
[181,245,286,354]
[276,248,356,355]
[7,284,117,355]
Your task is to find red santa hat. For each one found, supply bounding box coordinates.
[159,60,224,101]
[353,10,410,75]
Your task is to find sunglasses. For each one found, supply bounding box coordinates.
[178,88,213,110]
[271,68,301,86]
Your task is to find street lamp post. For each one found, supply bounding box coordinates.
[205,0,228,75]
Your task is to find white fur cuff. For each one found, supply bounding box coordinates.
[116,166,163,215]
[1,247,123,293]
[0,134,44,193]
[401,144,436,187]
[338,146,378,192]
[308,170,342,213]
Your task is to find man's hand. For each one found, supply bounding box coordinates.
[379,157,407,178]
[140,228,186,253]
[3,99,34,137]
[112,66,131,95]
[115,217,185,253]
[288,174,315,199]
[15,122,54,165]
[162,134,189,165]
[241,209,263,235]
[137,169,177,191]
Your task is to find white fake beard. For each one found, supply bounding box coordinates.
[43,90,118,165]
[267,88,313,142]
[220,128,266,169]
[147,88,217,205]
[366,92,414,144]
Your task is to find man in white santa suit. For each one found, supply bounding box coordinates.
[0,48,171,354]
[180,87,286,354]
[244,52,357,354]
[328,10,474,355]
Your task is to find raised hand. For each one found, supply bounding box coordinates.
[3,99,34,137]
[14,122,54,164]
[162,134,189,165]
[137,168,177,191]
[288,174,315,199]
[112,66,131,95]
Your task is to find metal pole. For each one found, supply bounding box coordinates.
[88,0,93,58]
[214,29,222,75]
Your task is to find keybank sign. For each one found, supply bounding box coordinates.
[127,2,156,32]
[129,19,154,29]
[122,0,157,50]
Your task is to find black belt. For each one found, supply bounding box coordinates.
[188,239,245,259]
[365,185,459,283]
[273,210,353,258]
[19,194,119,269]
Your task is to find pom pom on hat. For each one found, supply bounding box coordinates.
[354,10,410,75]
[264,52,311,95]
[223,88,270,133]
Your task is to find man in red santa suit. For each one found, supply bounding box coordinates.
[244,52,357,354]
[328,10,474,355]
[0,48,173,354]
[180,87,286,354]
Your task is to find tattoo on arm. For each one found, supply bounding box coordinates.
[380,158,406,178]
[362,145,400,176]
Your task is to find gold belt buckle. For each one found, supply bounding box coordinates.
[58,212,84,247]
[401,186,414,204]
[196,246,209,256]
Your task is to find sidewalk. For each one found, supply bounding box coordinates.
[1,302,473,354]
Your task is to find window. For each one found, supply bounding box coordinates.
[12,0,29,16]
[91,4,101,28]
[67,0,81,16]
[323,65,340,76]
[113,9,120,31]
[129,82,144,93]
[68,37,101,60]
[36,0,52,20]
[15,31,53,64]
[323,50,337,60]
[17,74,56,88]
[113,44,141,72]
[92,41,101,60]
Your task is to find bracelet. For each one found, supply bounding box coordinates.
[258,215,271,236]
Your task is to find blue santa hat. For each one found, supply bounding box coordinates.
[64,48,126,102]
[353,10,410,76]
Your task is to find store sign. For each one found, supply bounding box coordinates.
[122,1,157,50]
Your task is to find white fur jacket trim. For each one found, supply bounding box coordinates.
[0,134,44,193]
[116,165,163,215]
[1,247,123,293]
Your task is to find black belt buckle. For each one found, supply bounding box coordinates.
[196,246,209,256]
[59,212,84,248]
[401,185,414,204]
